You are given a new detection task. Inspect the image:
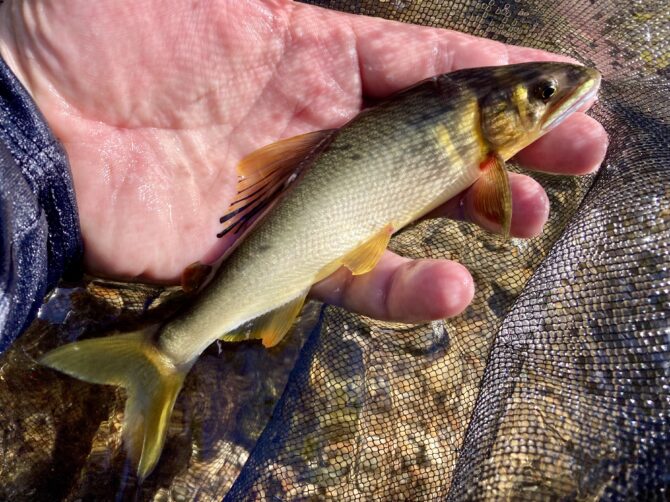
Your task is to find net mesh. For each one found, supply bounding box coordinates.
[0,0,668,500]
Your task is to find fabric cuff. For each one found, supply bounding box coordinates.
[0,55,82,352]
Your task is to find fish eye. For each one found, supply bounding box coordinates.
[535,81,557,102]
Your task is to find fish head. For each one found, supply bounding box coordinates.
[475,62,601,159]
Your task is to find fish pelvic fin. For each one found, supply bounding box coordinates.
[220,291,308,348]
[341,223,394,276]
[311,223,394,286]
[472,153,512,238]
[40,330,187,483]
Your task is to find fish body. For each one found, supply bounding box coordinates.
[41,62,601,480]
[161,80,487,365]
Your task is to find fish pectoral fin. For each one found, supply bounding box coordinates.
[220,292,308,348]
[472,153,512,238]
[40,330,187,483]
[342,224,394,276]
[217,130,335,238]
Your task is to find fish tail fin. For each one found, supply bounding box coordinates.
[40,330,187,482]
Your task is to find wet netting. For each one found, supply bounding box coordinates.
[0,0,668,500]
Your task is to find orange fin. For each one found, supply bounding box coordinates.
[180,262,212,293]
[217,130,334,238]
[220,292,308,348]
[342,224,394,276]
[472,153,512,238]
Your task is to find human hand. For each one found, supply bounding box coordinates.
[0,0,607,322]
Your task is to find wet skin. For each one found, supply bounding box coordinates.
[0,0,608,323]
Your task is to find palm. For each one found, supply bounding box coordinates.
[3,1,370,280]
[0,0,607,320]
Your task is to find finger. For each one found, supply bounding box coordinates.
[342,12,574,97]
[514,113,608,175]
[427,172,550,238]
[310,251,474,323]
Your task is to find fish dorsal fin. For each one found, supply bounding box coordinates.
[217,130,334,238]
[342,223,394,276]
[220,291,308,348]
[472,153,512,238]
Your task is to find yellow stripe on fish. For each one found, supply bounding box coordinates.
[512,83,530,128]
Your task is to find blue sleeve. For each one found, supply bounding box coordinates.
[0,56,82,353]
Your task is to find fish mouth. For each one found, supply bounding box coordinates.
[541,68,601,132]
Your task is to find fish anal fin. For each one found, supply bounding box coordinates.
[473,153,512,238]
[217,130,334,239]
[40,330,187,482]
[219,332,251,343]
[259,293,307,348]
[342,224,394,276]
[220,292,308,348]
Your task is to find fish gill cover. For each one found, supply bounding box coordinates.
[0,0,668,500]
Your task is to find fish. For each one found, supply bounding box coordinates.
[40,62,601,481]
